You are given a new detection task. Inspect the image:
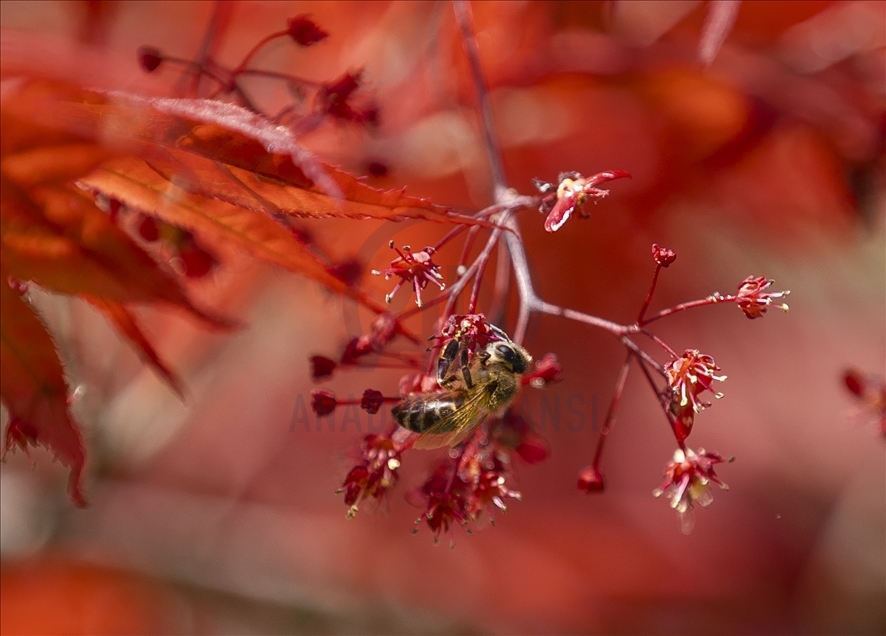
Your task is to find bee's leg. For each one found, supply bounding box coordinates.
[437,338,460,387]
[460,344,473,389]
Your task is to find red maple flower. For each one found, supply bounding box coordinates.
[360,389,384,414]
[408,464,470,545]
[735,276,790,319]
[310,389,337,416]
[337,433,404,517]
[652,243,676,267]
[136,46,163,72]
[316,70,379,126]
[409,439,522,546]
[309,356,337,381]
[461,451,521,520]
[577,465,605,493]
[286,15,329,46]
[534,170,630,232]
[665,350,725,440]
[653,447,731,534]
[522,353,564,388]
[494,412,549,464]
[371,242,444,307]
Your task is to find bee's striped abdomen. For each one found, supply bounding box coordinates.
[393,394,463,433]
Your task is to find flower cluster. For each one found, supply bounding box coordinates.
[653,447,732,534]
[442,312,493,343]
[735,276,790,319]
[337,433,405,518]
[309,312,408,381]
[408,434,522,547]
[533,170,631,232]
[138,14,377,132]
[665,350,726,441]
[372,242,444,307]
[310,388,398,417]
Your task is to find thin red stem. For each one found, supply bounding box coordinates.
[341,362,419,371]
[533,300,630,338]
[158,56,230,87]
[335,396,401,406]
[638,329,679,358]
[632,351,671,410]
[642,294,735,325]
[466,243,495,314]
[432,224,469,253]
[236,67,322,87]
[233,30,289,75]
[185,2,227,97]
[454,0,507,200]
[592,352,632,470]
[638,263,662,325]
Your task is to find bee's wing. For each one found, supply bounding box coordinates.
[412,389,488,450]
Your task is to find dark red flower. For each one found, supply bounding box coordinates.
[368,312,398,350]
[665,350,726,440]
[107,197,122,223]
[137,46,163,72]
[461,451,521,520]
[652,243,676,267]
[286,15,328,46]
[315,70,378,126]
[437,313,502,351]
[410,440,522,546]
[536,170,630,232]
[844,369,866,398]
[178,243,214,278]
[735,276,790,319]
[137,215,159,242]
[523,353,564,387]
[360,389,384,414]
[577,465,605,493]
[494,411,549,464]
[371,242,444,308]
[340,337,374,364]
[310,390,337,416]
[515,434,548,464]
[310,356,336,381]
[408,464,470,546]
[653,447,731,534]
[337,433,403,517]
[366,160,388,177]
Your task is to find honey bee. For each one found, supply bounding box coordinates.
[393,323,532,449]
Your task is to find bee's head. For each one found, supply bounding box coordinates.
[487,341,531,374]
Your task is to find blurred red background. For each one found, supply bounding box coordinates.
[1,1,883,634]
